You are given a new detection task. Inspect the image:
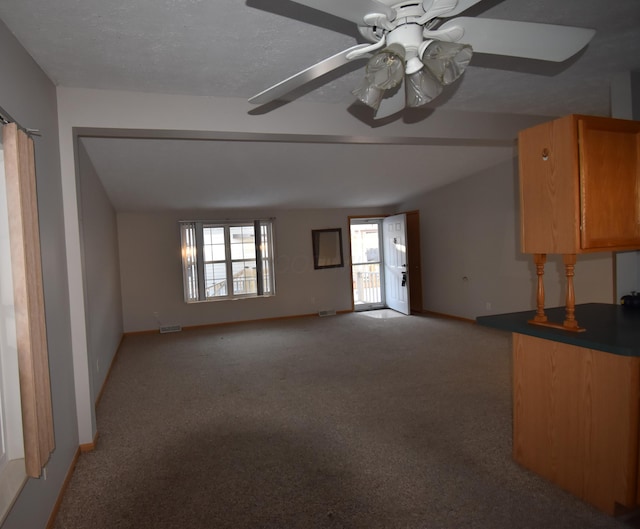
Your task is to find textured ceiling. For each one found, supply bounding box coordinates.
[1,0,639,210]
[2,0,638,115]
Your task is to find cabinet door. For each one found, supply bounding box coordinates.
[518,116,581,254]
[579,117,640,250]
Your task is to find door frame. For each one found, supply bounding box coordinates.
[349,216,386,312]
[348,211,423,314]
[405,210,423,314]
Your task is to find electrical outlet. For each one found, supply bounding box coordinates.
[485,302,492,310]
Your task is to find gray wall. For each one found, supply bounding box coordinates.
[103,150,619,334]
[612,71,640,300]
[398,157,615,320]
[77,140,123,400]
[57,88,544,445]
[118,207,390,333]
[0,11,631,524]
[0,18,78,529]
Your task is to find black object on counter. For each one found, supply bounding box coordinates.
[621,292,640,309]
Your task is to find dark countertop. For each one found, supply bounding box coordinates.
[476,303,640,357]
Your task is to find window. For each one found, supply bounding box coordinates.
[180,220,275,302]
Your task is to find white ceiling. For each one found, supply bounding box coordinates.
[1,0,639,211]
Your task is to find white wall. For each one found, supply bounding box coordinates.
[0,17,78,529]
[398,157,615,320]
[118,207,389,333]
[77,140,123,400]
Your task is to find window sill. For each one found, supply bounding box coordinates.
[0,458,27,524]
[185,293,276,304]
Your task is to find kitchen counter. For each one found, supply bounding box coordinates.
[477,302,640,515]
[476,302,640,357]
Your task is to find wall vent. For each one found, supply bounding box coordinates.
[318,310,336,317]
[159,325,182,334]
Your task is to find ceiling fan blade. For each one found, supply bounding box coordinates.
[440,17,596,62]
[437,0,486,18]
[289,0,395,25]
[249,44,371,105]
[374,81,406,119]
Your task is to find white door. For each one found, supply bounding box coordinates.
[383,213,410,315]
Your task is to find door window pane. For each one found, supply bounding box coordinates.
[350,220,384,310]
[352,263,382,304]
[351,224,380,265]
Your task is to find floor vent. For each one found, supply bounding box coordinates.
[318,310,336,317]
[159,325,182,334]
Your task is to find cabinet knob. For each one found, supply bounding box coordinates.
[541,148,550,161]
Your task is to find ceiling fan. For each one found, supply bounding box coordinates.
[248,0,595,118]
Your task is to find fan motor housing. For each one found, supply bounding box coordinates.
[358,3,428,45]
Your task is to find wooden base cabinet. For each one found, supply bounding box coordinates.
[513,333,640,515]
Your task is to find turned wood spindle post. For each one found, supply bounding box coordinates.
[532,253,547,322]
[563,254,579,329]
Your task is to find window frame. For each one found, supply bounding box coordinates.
[180,219,275,303]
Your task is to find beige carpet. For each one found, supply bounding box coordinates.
[52,311,637,528]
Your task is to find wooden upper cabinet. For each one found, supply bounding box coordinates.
[519,114,640,254]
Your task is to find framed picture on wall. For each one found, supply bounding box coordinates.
[312,228,344,270]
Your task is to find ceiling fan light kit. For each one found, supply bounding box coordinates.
[249,0,596,119]
[354,40,469,110]
[352,82,386,110]
[406,68,443,107]
[422,40,473,84]
[367,43,406,90]
[352,42,406,109]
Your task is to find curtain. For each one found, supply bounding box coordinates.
[180,221,199,302]
[2,122,54,478]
